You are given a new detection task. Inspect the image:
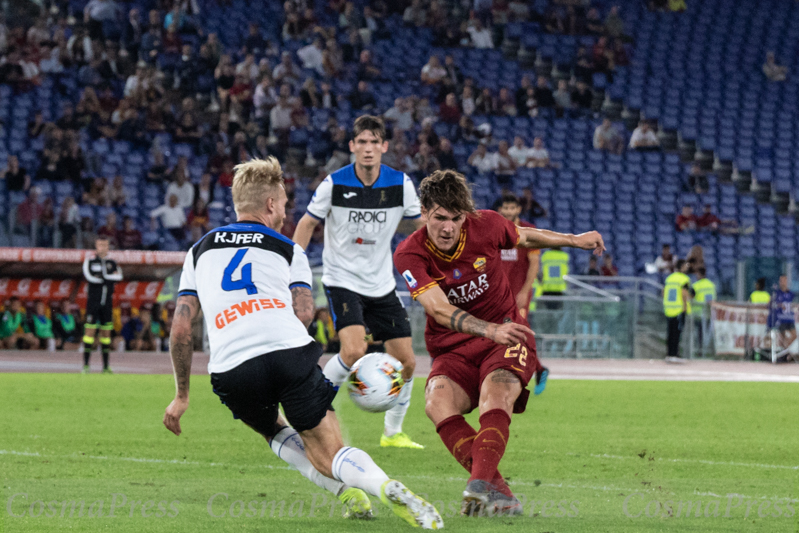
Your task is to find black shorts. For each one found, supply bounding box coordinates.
[85,299,113,328]
[210,342,336,435]
[324,285,412,342]
[778,322,796,334]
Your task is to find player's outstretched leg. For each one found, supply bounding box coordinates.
[269,425,372,519]
[301,411,443,529]
[462,369,519,517]
[381,338,424,449]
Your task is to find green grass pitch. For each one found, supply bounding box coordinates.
[0,373,797,532]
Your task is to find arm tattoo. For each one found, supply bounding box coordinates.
[170,297,199,399]
[449,308,496,341]
[291,286,314,328]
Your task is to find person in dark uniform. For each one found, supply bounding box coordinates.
[81,237,123,373]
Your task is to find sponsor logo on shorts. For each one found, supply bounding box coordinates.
[215,298,286,329]
[402,270,417,289]
[473,257,487,272]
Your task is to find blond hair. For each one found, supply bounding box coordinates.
[231,157,284,216]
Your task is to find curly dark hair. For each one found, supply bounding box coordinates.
[418,170,476,215]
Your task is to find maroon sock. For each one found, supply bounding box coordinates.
[469,409,511,484]
[436,414,512,497]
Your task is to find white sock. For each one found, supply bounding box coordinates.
[322,354,351,388]
[384,378,413,437]
[270,427,345,496]
[331,446,390,497]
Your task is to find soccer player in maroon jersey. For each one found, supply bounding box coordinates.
[496,193,540,319]
[394,170,604,516]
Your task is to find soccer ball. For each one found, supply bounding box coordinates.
[346,353,405,413]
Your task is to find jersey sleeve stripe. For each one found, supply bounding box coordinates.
[306,210,324,221]
[411,281,438,299]
[178,290,198,297]
[289,282,311,289]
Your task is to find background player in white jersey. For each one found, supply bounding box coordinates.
[162,158,443,529]
[293,116,425,449]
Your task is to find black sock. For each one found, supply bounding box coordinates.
[83,348,91,367]
[101,345,110,369]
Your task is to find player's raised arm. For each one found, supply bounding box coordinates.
[415,284,533,347]
[519,227,606,255]
[163,294,201,436]
[293,213,320,250]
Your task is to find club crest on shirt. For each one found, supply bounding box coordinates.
[453,268,462,279]
[402,270,418,289]
[473,257,487,272]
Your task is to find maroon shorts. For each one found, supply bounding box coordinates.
[427,331,539,414]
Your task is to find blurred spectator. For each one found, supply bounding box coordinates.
[187,198,211,243]
[384,97,414,132]
[466,19,494,49]
[403,0,427,27]
[272,51,301,87]
[3,156,30,192]
[356,49,381,81]
[122,308,157,351]
[58,197,80,248]
[574,46,594,82]
[54,300,80,351]
[218,160,236,188]
[497,88,517,116]
[79,217,98,250]
[97,212,120,249]
[763,52,787,82]
[468,143,497,174]
[545,6,565,33]
[601,254,618,277]
[151,194,187,243]
[593,118,624,154]
[495,140,517,181]
[553,80,573,117]
[585,256,601,275]
[438,138,457,170]
[195,173,216,206]
[686,245,705,274]
[439,93,462,124]
[687,164,708,193]
[534,77,555,109]
[413,143,441,176]
[675,205,697,232]
[348,81,376,110]
[165,170,194,209]
[83,177,110,207]
[421,55,447,85]
[508,136,530,166]
[298,37,325,75]
[147,150,169,183]
[604,6,630,41]
[461,86,476,116]
[29,301,56,351]
[474,88,496,115]
[108,176,128,207]
[169,156,191,184]
[629,121,660,150]
[442,55,462,92]
[84,0,119,41]
[38,199,56,247]
[118,216,143,250]
[572,81,593,112]
[654,244,677,274]
[16,187,44,235]
[320,82,338,109]
[527,137,551,168]
[696,205,749,235]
